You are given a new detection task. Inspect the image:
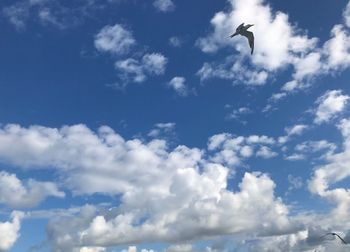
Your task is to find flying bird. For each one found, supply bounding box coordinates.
[322,232,347,245]
[230,23,254,55]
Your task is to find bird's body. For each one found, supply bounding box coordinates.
[230,23,254,55]
[322,233,347,244]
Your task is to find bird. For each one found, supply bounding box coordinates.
[230,23,255,55]
[322,232,347,244]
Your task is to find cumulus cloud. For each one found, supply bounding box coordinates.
[114,53,168,86]
[164,244,192,252]
[0,211,24,251]
[197,0,350,114]
[208,133,276,167]
[0,123,297,251]
[168,77,189,96]
[47,172,296,250]
[309,118,350,220]
[80,247,105,252]
[94,24,136,55]
[196,0,318,85]
[93,22,168,89]
[153,0,175,12]
[256,146,278,159]
[314,90,350,124]
[0,171,64,208]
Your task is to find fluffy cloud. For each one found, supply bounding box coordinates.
[80,247,105,252]
[168,77,188,96]
[0,211,24,251]
[153,0,175,12]
[256,146,278,159]
[94,24,136,55]
[93,23,168,89]
[114,53,168,85]
[208,133,276,167]
[197,0,350,110]
[0,123,296,251]
[47,172,297,251]
[309,118,350,219]
[196,0,318,85]
[314,90,350,124]
[0,171,64,208]
[164,244,192,252]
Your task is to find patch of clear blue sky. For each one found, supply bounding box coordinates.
[1,0,350,251]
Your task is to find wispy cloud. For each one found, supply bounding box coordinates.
[153,0,175,12]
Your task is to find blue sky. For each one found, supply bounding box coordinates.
[1,0,350,251]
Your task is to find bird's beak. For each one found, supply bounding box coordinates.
[230,32,238,38]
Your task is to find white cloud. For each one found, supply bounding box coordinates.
[2,2,29,30]
[196,0,317,81]
[93,23,168,89]
[208,133,276,167]
[142,53,168,75]
[148,122,176,138]
[168,77,188,96]
[0,123,296,250]
[314,90,349,124]
[281,80,300,93]
[285,153,305,161]
[287,175,303,191]
[95,24,136,55]
[284,140,336,162]
[344,1,350,28]
[309,118,350,219]
[325,25,350,69]
[225,107,252,122]
[293,52,322,80]
[294,140,336,158]
[196,0,350,109]
[164,244,192,252]
[197,58,269,86]
[48,172,296,250]
[153,0,175,12]
[169,36,183,47]
[0,211,24,251]
[114,53,168,85]
[278,124,308,144]
[256,146,278,159]
[266,22,350,107]
[80,247,105,252]
[0,171,64,208]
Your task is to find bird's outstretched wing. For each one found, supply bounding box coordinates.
[241,30,254,54]
[333,233,348,244]
[322,233,348,245]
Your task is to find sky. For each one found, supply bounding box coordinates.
[1,0,350,251]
